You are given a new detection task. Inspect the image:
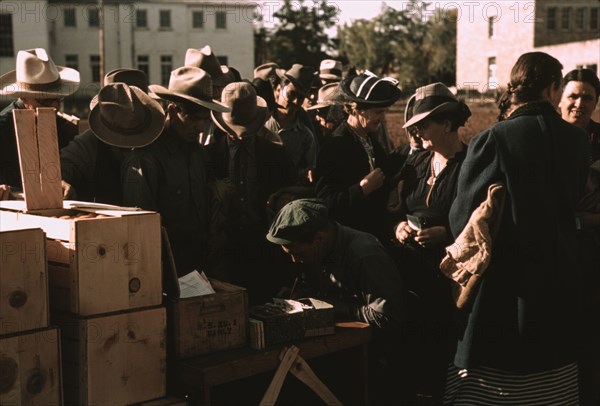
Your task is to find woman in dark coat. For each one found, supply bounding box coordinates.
[445,52,590,405]
[390,83,471,402]
[314,71,401,242]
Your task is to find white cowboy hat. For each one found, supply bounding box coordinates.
[0,48,80,98]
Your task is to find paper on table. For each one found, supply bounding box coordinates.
[178,270,216,298]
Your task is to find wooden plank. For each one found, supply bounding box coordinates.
[35,108,63,209]
[0,327,62,405]
[259,346,299,406]
[0,228,49,335]
[0,209,71,240]
[13,109,44,210]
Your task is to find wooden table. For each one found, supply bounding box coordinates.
[172,322,371,405]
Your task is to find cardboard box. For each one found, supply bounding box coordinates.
[53,306,167,406]
[0,327,62,406]
[0,228,49,336]
[0,201,162,316]
[162,228,248,359]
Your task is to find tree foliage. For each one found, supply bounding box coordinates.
[338,1,457,87]
[255,0,340,69]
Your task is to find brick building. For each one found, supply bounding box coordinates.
[457,0,599,94]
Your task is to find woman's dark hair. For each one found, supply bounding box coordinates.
[497,52,563,121]
[563,68,600,101]
[429,101,472,131]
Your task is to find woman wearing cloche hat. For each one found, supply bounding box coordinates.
[390,81,471,403]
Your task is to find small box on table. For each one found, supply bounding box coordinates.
[162,229,248,359]
[249,298,334,349]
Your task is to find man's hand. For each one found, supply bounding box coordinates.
[0,184,11,201]
[360,168,385,196]
[62,181,75,199]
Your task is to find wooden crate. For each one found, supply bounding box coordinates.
[161,230,248,359]
[0,326,62,405]
[0,201,162,316]
[53,306,167,406]
[0,228,49,336]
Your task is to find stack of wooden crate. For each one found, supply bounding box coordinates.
[0,228,62,405]
[1,108,167,405]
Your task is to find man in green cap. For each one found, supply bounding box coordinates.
[267,198,405,329]
[267,197,413,403]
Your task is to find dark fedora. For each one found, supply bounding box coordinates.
[340,70,401,108]
[88,83,165,148]
[279,64,317,97]
[254,62,280,81]
[211,82,268,138]
[90,68,153,109]
[149,67,230,112]
[403,83,461,128]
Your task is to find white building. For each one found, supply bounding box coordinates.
[1,0,257,110]
[456,0,599,95]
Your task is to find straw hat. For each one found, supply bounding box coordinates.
[0,48,80,98]
[88,83,165,148]
[149,67,230,112]
[211,82,268,137]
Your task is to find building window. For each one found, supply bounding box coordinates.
[64,8,76,27]
[488,15,496,38]
[136,9,147,28]
[561,7,572,31]
[575,8,585,31]
[65,54,79,70]
[88,7,99,27]
[0,14,14,57]
[159,10,171,29]
[216,11,227,29]
[591,7,599,31]
[547,7,557,30]
[161,55,172,86]
[217,56,228,65]
[487,57,498,87]
[137,55,149,77]
[90,55,100,82]
[192,11,204,28]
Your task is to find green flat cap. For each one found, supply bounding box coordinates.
[266,198,329,245]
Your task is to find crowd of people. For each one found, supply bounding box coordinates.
[1,46,599,405]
